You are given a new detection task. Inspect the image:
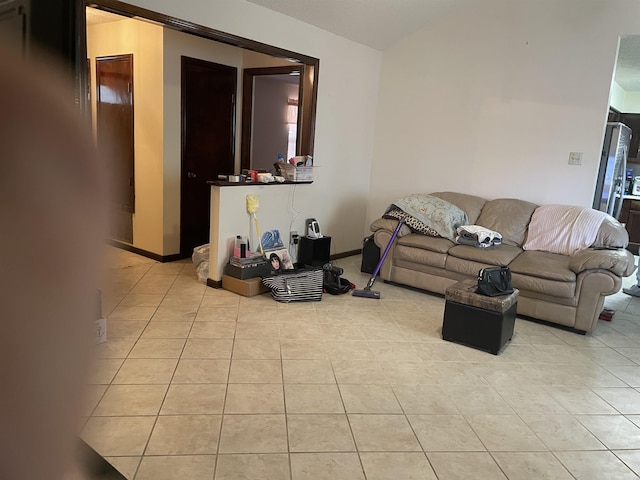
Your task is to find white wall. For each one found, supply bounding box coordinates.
[623,91,640,113]
[367,0,640,229]
[209,184,314,281]
[610,82,640,113]
[87,19,165,255]
[123,0,383,256]
[611,81,626,112]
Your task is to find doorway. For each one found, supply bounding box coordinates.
[96,54,134,243]
[181,56,237,256]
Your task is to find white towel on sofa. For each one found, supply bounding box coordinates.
[456,225,502,247]
[523,205,608,256]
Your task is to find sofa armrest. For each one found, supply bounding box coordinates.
[569,248,636,277]
[370,217,412,237]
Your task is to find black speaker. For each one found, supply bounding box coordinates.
[297,236,331,267]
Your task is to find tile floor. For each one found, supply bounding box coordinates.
[79,247,640,479]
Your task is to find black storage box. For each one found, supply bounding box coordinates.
[442,279,518,355]
[361,235,380,274]
[297,236,331,267]
[225,261,271,280]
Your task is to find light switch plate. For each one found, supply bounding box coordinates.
[568,152,583,165]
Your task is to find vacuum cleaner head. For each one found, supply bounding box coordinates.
[352,288,381,299]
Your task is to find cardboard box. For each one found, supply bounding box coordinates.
[222,274,270,297]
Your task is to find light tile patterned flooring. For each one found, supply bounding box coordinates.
[80,247,640,479]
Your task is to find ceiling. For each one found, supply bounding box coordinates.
[245,0,475,51]
[87,3,640,92]
[616,36,640,92]
[247,1,640,93]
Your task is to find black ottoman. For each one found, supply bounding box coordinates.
[442,279,518,355]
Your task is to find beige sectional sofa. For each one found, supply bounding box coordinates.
[371,192,636,333]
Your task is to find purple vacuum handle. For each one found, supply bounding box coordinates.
[371,219,404,280]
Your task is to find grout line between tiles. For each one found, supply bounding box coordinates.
[212,305,238,480]
[133,270,190,479]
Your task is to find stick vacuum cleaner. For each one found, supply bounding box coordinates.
[352,219,405,300]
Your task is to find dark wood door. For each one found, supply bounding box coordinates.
[96,54,134,243]
[181,56,236,256]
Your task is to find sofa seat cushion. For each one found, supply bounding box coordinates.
[509,251,576,282]
[397,234,454,254]
[475,198,538,246]
[396,245,448,268]
[508,251,576,298]
[447,244,523,266]
[511,274,576,299]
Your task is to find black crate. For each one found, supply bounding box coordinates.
[442,300,516,355]
[297,236,331,267]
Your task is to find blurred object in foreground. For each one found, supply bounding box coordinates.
[0,42,106,480]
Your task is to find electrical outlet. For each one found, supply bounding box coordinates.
[568,152,583,165]
[290,231,299,245]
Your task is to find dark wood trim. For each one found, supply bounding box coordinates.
[240,69,253,172]
[240,66,304,171]
[75,0,88,111]
[85,0,318,65]
[108,239,183,263]
[207,278,223,289]
[300,63,318,157]
[330,249,362,260]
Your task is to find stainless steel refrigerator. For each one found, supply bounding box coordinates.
[593,122,631,219]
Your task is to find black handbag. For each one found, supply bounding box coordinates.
[477,266,514,297]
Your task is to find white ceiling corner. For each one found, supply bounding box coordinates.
[616,36,640,92]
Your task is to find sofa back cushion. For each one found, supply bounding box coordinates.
[475,198,538,247]
[430,192,487,224]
